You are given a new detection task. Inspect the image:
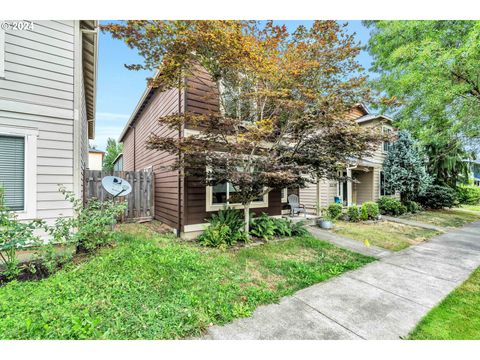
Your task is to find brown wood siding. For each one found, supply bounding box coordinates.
[345,105,368,121]
[184,174,283,225]
[183,67,284,225]
[122,87,183,229]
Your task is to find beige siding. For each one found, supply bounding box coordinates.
[0,21,86,225]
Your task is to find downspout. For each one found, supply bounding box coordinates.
[177,77,183,237]
[132,124,136,171]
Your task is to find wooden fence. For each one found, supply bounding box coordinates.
[83,169,154,222]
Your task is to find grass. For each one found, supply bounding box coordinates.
[0,225,373,339]
[409,267,480,340]
[458,204,480,213]
[400,208,480,228]
[333,220,440,251]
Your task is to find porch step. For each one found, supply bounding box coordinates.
[282,214,319,226]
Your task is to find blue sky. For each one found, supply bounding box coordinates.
[93,20,373,151]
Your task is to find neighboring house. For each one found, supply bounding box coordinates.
[119,68,294,239]
[0,21,98,229]
[299,104,396,213]
[466,159,480,187]
[113,153,123,171]
[88,148,104,170]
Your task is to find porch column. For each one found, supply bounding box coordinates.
[346,168,353,206]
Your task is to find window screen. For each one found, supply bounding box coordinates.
[0,135,25,210]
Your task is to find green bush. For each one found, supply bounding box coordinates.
[198,207,246,248]
[198,222,232,250]
[289,220,309,237]
[250,213,276,241]
[271,218,292,237]
[377,196,405,216]
[347,205,360,222]
[0,187,45,279]
[416,185,457,209]
[362,201,380,220]
[360,205,368,221]
[403,200,422,214]
[456,185,480,205]
[327,203,343,220]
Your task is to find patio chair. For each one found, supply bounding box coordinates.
[287,194,306,217]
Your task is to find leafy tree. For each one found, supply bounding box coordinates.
[383,130,432,202]
[365,21,480,184]
[103,138,123,172]
[104,21,384,233]
[365,21,480,145]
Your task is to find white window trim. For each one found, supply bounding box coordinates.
[0,125,38,220]
[0,29,5,78]
[382,126,393,154]
[281,188,288,203]
[206,182,269,212]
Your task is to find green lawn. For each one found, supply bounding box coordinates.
[400,208,480,228]
[458,204,480,213]
[409,267,480,340]
[0,226,373,339]
[333,220,439,251]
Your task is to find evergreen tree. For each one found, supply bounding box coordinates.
[383,130,432,202]
[103,138,123,172]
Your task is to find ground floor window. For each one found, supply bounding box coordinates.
[0,126,37,219]
[0,135,25,210]
[207,180,268,211]
[380,171,394,196]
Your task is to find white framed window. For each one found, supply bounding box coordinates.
[281,188,288,203]
[380,170,394,196]
[382,126,393,153]
[206,180,268,212]
[0,126,38,219]
[0,28,5,78]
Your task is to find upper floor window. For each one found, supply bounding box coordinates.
[382,126,393,153]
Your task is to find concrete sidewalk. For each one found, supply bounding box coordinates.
[203,221,480,340]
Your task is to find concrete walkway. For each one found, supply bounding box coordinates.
[204,221,480,340]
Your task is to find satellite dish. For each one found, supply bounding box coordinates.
[101,176,132,198]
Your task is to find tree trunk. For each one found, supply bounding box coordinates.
[244,203,250,236]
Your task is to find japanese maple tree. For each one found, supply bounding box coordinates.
[104,20,384,233]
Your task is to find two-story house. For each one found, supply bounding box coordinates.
[0,20,98,229]
[299,104,397,212]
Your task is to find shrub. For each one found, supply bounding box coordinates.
[360,205,368,221]
[416,185,457,209]
[456,185,480,205]
[289,220,309,237]
[0,197,44,279]
[271,218,292,237]
[198,207,246,248]
[327,203,343,220]
[250,213,276,241]
[362,201,380,220]
[377,196,404,216]
[347,205,360,222]
[198,222,232,250]
[403,200,422,214]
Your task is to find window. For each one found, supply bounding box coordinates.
[206,180,268,211]
[0,126,37,219]
[281,188,288,203]
[0,29,5,78]
[0,135,25,210]
[382,127,393,152]
[380,171,394,196]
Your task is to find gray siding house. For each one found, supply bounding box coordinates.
[0,20,98,229]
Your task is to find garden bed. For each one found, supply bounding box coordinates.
[400,208,480,228]
[0,225,374,339]
[332,220,440,251]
